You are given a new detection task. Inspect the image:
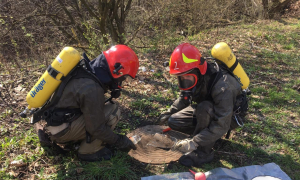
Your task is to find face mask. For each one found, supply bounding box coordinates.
[177,74,198,90]
[178,69,205,103]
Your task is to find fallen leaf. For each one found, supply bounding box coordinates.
[14,85,24,92]
[252,95,260,98]
[10,159,26,167]
[9,171,18,177]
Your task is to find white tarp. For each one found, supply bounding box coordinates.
[141,163,291,180]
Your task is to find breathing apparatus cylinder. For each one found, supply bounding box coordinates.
[25,47,81,110]
[211,42,250,90]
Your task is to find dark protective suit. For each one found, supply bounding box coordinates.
[42,54,135,161]
[165,63,242,156]
[47,78,120,150]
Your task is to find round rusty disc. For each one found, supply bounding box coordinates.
[127,125,189,164]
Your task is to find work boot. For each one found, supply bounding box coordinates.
[34,123,52,147]
[179,148,214,167]
[78,147,112,162]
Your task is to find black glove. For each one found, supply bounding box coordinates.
[156,112,171,125]
[114,135,137,151]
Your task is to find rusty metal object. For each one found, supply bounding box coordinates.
[127,125,189,164]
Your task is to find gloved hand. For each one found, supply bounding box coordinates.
[172,138,198,153]
[156,112,171,125]
[114,135,137,151]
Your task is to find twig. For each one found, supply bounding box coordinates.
[27,157,42,173]
[269,77,282,84]
[40,158,48,165]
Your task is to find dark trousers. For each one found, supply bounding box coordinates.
[168,101,214,135]
[168,101,215,153]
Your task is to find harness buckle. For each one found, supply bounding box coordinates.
[65,113,75,121]
[234,114,244,127]
[234,106,241,114]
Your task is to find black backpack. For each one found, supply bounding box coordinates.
[231,90,249,129]
[207,61,250,130]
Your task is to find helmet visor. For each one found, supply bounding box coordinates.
[178,74,198,90]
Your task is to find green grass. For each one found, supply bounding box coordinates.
[52,152,138,180]
[1,18,299,179]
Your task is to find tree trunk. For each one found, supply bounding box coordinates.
[262,0,269,18]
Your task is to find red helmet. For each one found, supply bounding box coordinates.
[103,45,139,79]
[169,43,207,75]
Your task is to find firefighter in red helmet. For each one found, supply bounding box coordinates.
[158,43,244,167]
[34,45,139,161]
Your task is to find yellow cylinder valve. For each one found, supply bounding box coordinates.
[25,47,81,109]
[211,42,250,90]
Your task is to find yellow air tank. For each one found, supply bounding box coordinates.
[211,42,250,89]
[25,47,81,109]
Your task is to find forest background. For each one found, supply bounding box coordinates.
[0,0,299,179]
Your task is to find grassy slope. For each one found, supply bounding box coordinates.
[0,18,299,179]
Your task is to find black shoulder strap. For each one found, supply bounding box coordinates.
[207,71,223,95]
[73,61,104,88]
[214,59,240,82]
